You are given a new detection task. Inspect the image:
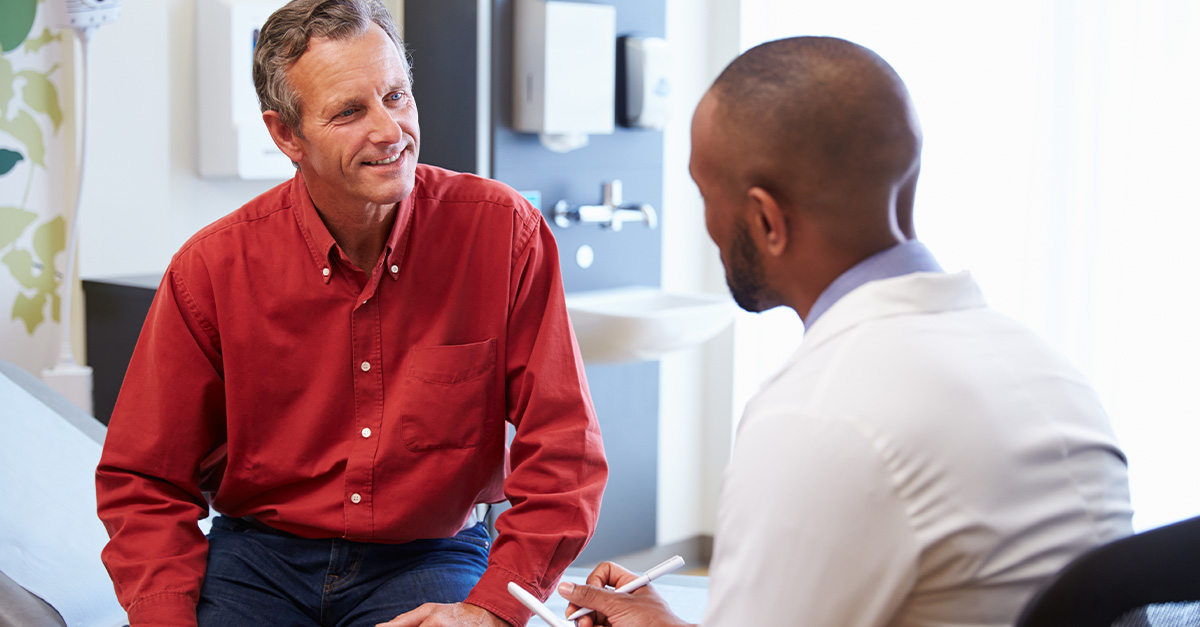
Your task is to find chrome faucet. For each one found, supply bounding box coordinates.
[552,180,658,232]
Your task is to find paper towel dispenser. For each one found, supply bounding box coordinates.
[512,0,616,152]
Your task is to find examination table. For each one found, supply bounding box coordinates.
[0,360,125,627]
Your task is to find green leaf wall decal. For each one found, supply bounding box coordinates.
[0,206,37,250]
[12,291,46,334]
[0,0,38,54]
[2,247,38,290]
[0,149,23,176]
[32,214,64,272]
[17,70,63,131]
[0,55,14,114]
[0,109,45,166]
[2,1,69,336]
[2,216,63,333]
[23,29,61,54]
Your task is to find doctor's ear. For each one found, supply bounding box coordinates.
[747,186,789,257]
[262,111,304,163]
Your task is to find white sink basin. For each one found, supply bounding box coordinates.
[565,286,736,363]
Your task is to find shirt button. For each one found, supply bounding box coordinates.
[361,427,372,438]
[390,264,399,274]
[360,361,371,372]
[351,493,362,504]
[322,267,330,277]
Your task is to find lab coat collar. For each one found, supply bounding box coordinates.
[797,270,987,356]
[806,240,943,328]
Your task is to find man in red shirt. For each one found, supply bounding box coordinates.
[95,1,607,626]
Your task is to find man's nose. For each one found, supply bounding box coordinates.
[366,104,402,145]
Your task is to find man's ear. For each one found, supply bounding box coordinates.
[263,111,304,163]
[747,186,789,258]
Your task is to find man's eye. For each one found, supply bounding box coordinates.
[338,108,355,118]
[388,92,406,103]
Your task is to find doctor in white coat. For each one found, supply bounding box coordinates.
[559,36,1133,627]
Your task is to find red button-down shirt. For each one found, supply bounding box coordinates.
[96,166,607,626]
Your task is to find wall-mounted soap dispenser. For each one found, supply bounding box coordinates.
[620,36,671,129]
[196,0,294,179]
[512,0,616,152]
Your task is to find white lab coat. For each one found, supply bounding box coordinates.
[703,271,1132,627]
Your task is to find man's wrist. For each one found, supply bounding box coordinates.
[465,567,535,627]
[476,604,515,627]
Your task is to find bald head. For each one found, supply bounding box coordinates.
[706,36,922,243]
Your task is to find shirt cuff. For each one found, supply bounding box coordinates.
[126,591,198,627]
[465,566,540,627]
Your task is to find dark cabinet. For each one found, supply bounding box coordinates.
[83,275,161,426]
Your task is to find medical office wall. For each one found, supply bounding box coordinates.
[22,0,732,558]
[0,0,78,375]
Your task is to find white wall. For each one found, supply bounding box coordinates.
[657,0,741,544]
[78,1,277,279]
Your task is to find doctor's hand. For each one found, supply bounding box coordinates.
[376,601,511,627]
[559,562,695,627]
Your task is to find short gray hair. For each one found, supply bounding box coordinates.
[252,0,409,136]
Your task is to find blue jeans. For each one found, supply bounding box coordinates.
[197,516,490,627]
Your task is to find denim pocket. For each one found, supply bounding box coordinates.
[400,339,496,451]
[446,522,492,550]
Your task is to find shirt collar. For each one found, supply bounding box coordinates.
[289,170,417,284]
[805,239,943,329]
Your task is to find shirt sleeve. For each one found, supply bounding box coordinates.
[95,267,226,627]
[702,405,919,627]
[463,210,608,626]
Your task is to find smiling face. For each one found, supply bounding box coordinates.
[279,23,419,213]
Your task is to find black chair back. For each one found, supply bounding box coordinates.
[1016,514,1200,627]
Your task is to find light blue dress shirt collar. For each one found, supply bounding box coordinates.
[805,239,943,329]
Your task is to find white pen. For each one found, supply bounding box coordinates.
[508,581,573,627]
[566,554,686,621]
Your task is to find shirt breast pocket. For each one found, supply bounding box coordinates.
[400,339,497,451]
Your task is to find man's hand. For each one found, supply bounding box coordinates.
[376,602,511,627]
[558,562,695,627]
